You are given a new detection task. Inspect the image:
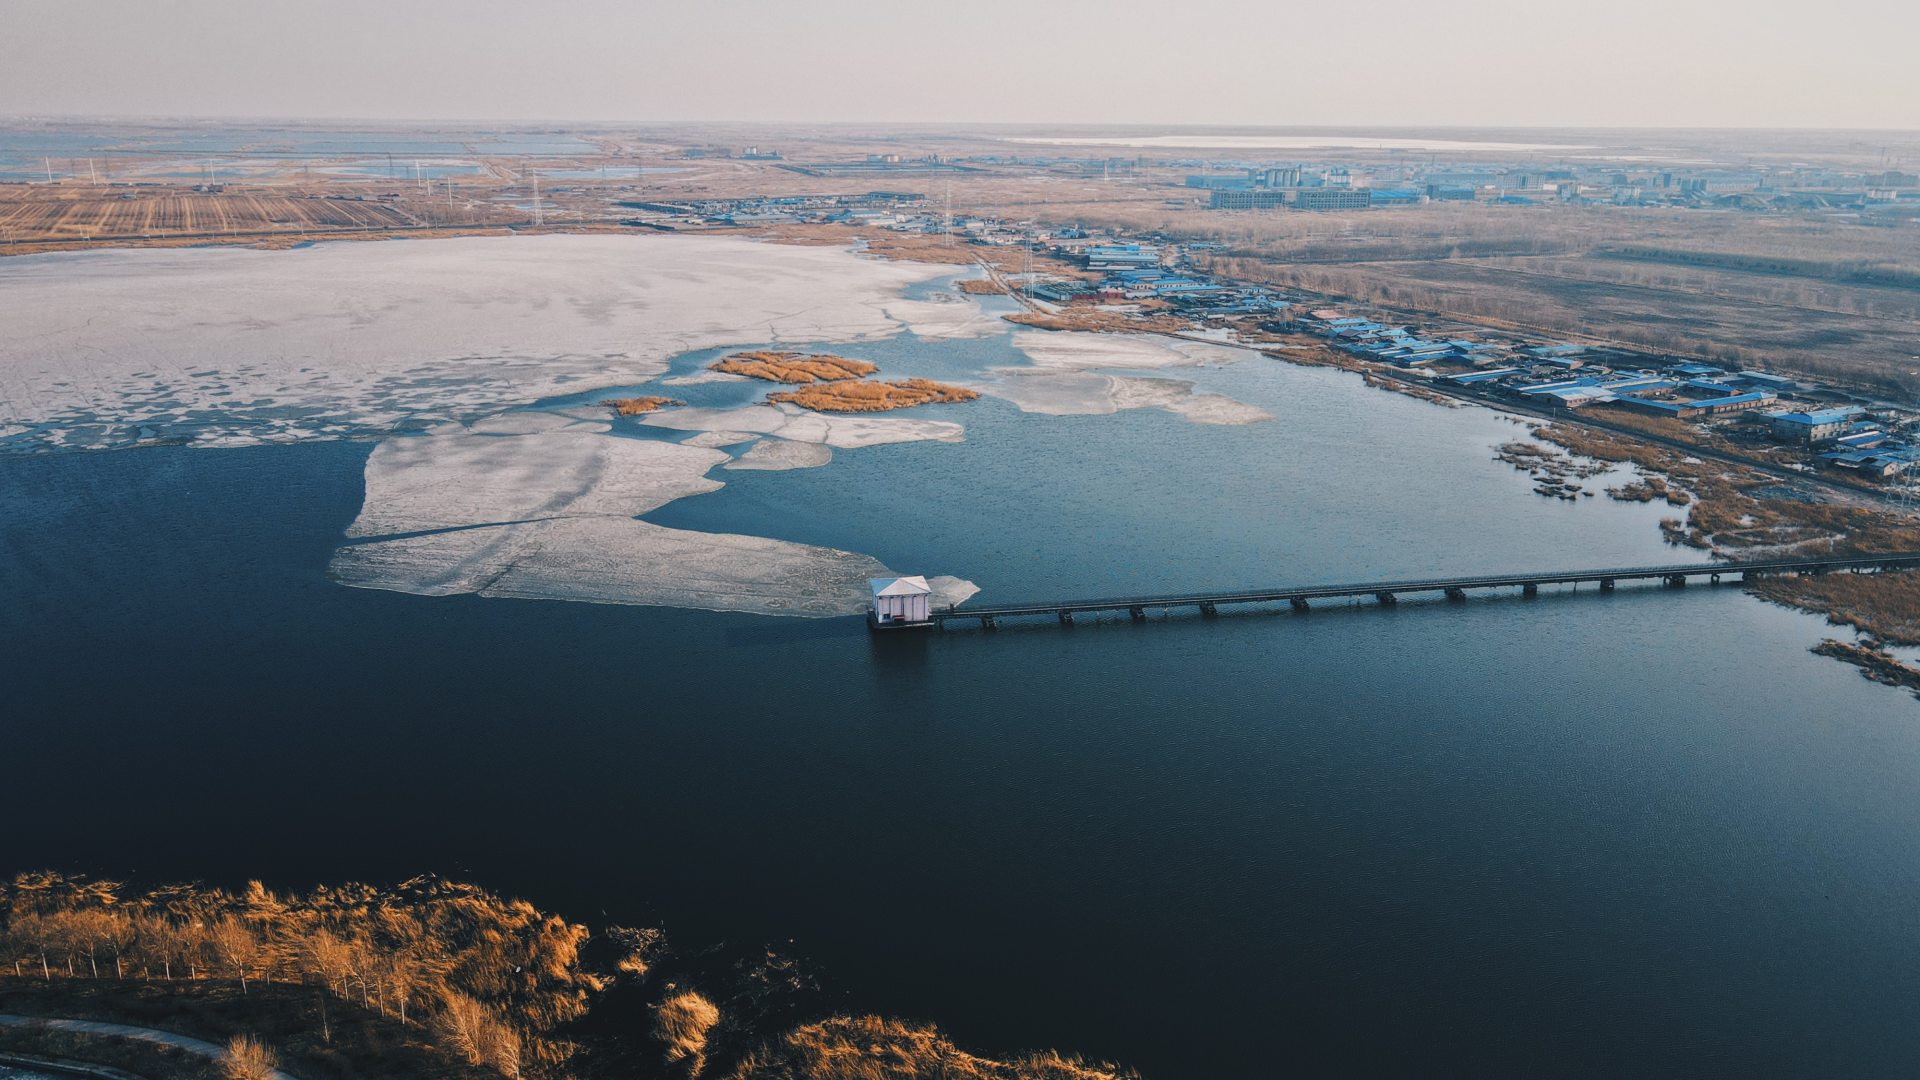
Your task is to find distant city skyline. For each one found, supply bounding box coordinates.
[2,0,1916,130]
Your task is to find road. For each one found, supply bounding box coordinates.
[0,1015,299,1080]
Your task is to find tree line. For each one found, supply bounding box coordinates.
[1,872,600,1078]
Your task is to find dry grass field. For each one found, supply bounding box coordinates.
[921,185,1920,394]
[0,186,435,240]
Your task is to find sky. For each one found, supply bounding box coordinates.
[2,0,1916,130]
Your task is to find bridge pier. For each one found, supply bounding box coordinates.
[1522,583,1539,598]
[1375,591,1397,606]
[981,615,997,631]
[1058,610,1074,627]
[1664,574,1687,589]
[1599,578,1615,592]
[1444,587,1466,602]
[1129,606,1145,622]
[1289,597,1309,612]
[1198,601,1218,617]
[1710,572,1721,585]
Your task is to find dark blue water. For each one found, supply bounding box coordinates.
[4,327,1918,1078]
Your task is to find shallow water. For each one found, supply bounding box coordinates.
[3,260,1918,1079]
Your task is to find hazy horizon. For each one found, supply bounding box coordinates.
[3,0,1917,131]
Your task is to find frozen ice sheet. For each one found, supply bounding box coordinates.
[1009,331,1253,371]
[332,418,972,617]
[0,234,947,452]
[724,438,834,471]
[984,370,1270,426]
[642,402,964,449]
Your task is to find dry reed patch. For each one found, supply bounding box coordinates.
[1812,639,1920,697]
[1749,570,1920,645]
[726,1015,1135,1080]
[600,396,683,416]
[654,991,721,1074]
[711,352,878,383]
[1005,310,1192,334]
[957,278,1008,295]
[769,379,979,413]
[221,1034,280,1080]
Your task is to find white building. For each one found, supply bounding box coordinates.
[869,576,933,628]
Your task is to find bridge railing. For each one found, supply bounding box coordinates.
[935,552,1920,620]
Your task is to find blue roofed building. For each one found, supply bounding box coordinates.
[1768,407,1863,444]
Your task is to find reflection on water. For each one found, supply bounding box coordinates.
[3,310,1918,1079]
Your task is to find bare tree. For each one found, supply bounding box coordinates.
[221,1035,280,1080]
[208,916,262,994]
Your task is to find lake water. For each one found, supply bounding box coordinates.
[3,274,1918,1078]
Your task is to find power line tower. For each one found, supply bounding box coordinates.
[1896,465,1920,514]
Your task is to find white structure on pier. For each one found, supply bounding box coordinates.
[869,575,933,628]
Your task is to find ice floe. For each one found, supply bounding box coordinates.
[332,417,972,617]
[0,234,948,453]
[988,332,1269,425]
[642,402,963,449]
[724,438,834,471]
[681,430,761,448]
[1009,331,1251,371]
[660,370,751,387]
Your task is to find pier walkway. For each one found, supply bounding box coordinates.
[932,552,1920,629]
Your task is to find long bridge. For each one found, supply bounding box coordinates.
[929,552,1920,630]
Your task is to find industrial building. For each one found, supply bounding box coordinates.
[1210,189,1290,210]
[1614,391,1776,418]
[1768,407,1863,444]
[1292,189,1372,211]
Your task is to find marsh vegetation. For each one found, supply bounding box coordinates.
[0,873,1130,1080]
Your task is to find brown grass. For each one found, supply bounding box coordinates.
[221,1034,280,1080]
[600,396,683,416]
[1811,639,1920,696]
[1005,311,1191,334]
[654,991,721,1074]
[769,378,979,413]
[726,1016,1135,1080]
[957,278,1008,295]
[1749,570,1920,645]
[712,352,877,384]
